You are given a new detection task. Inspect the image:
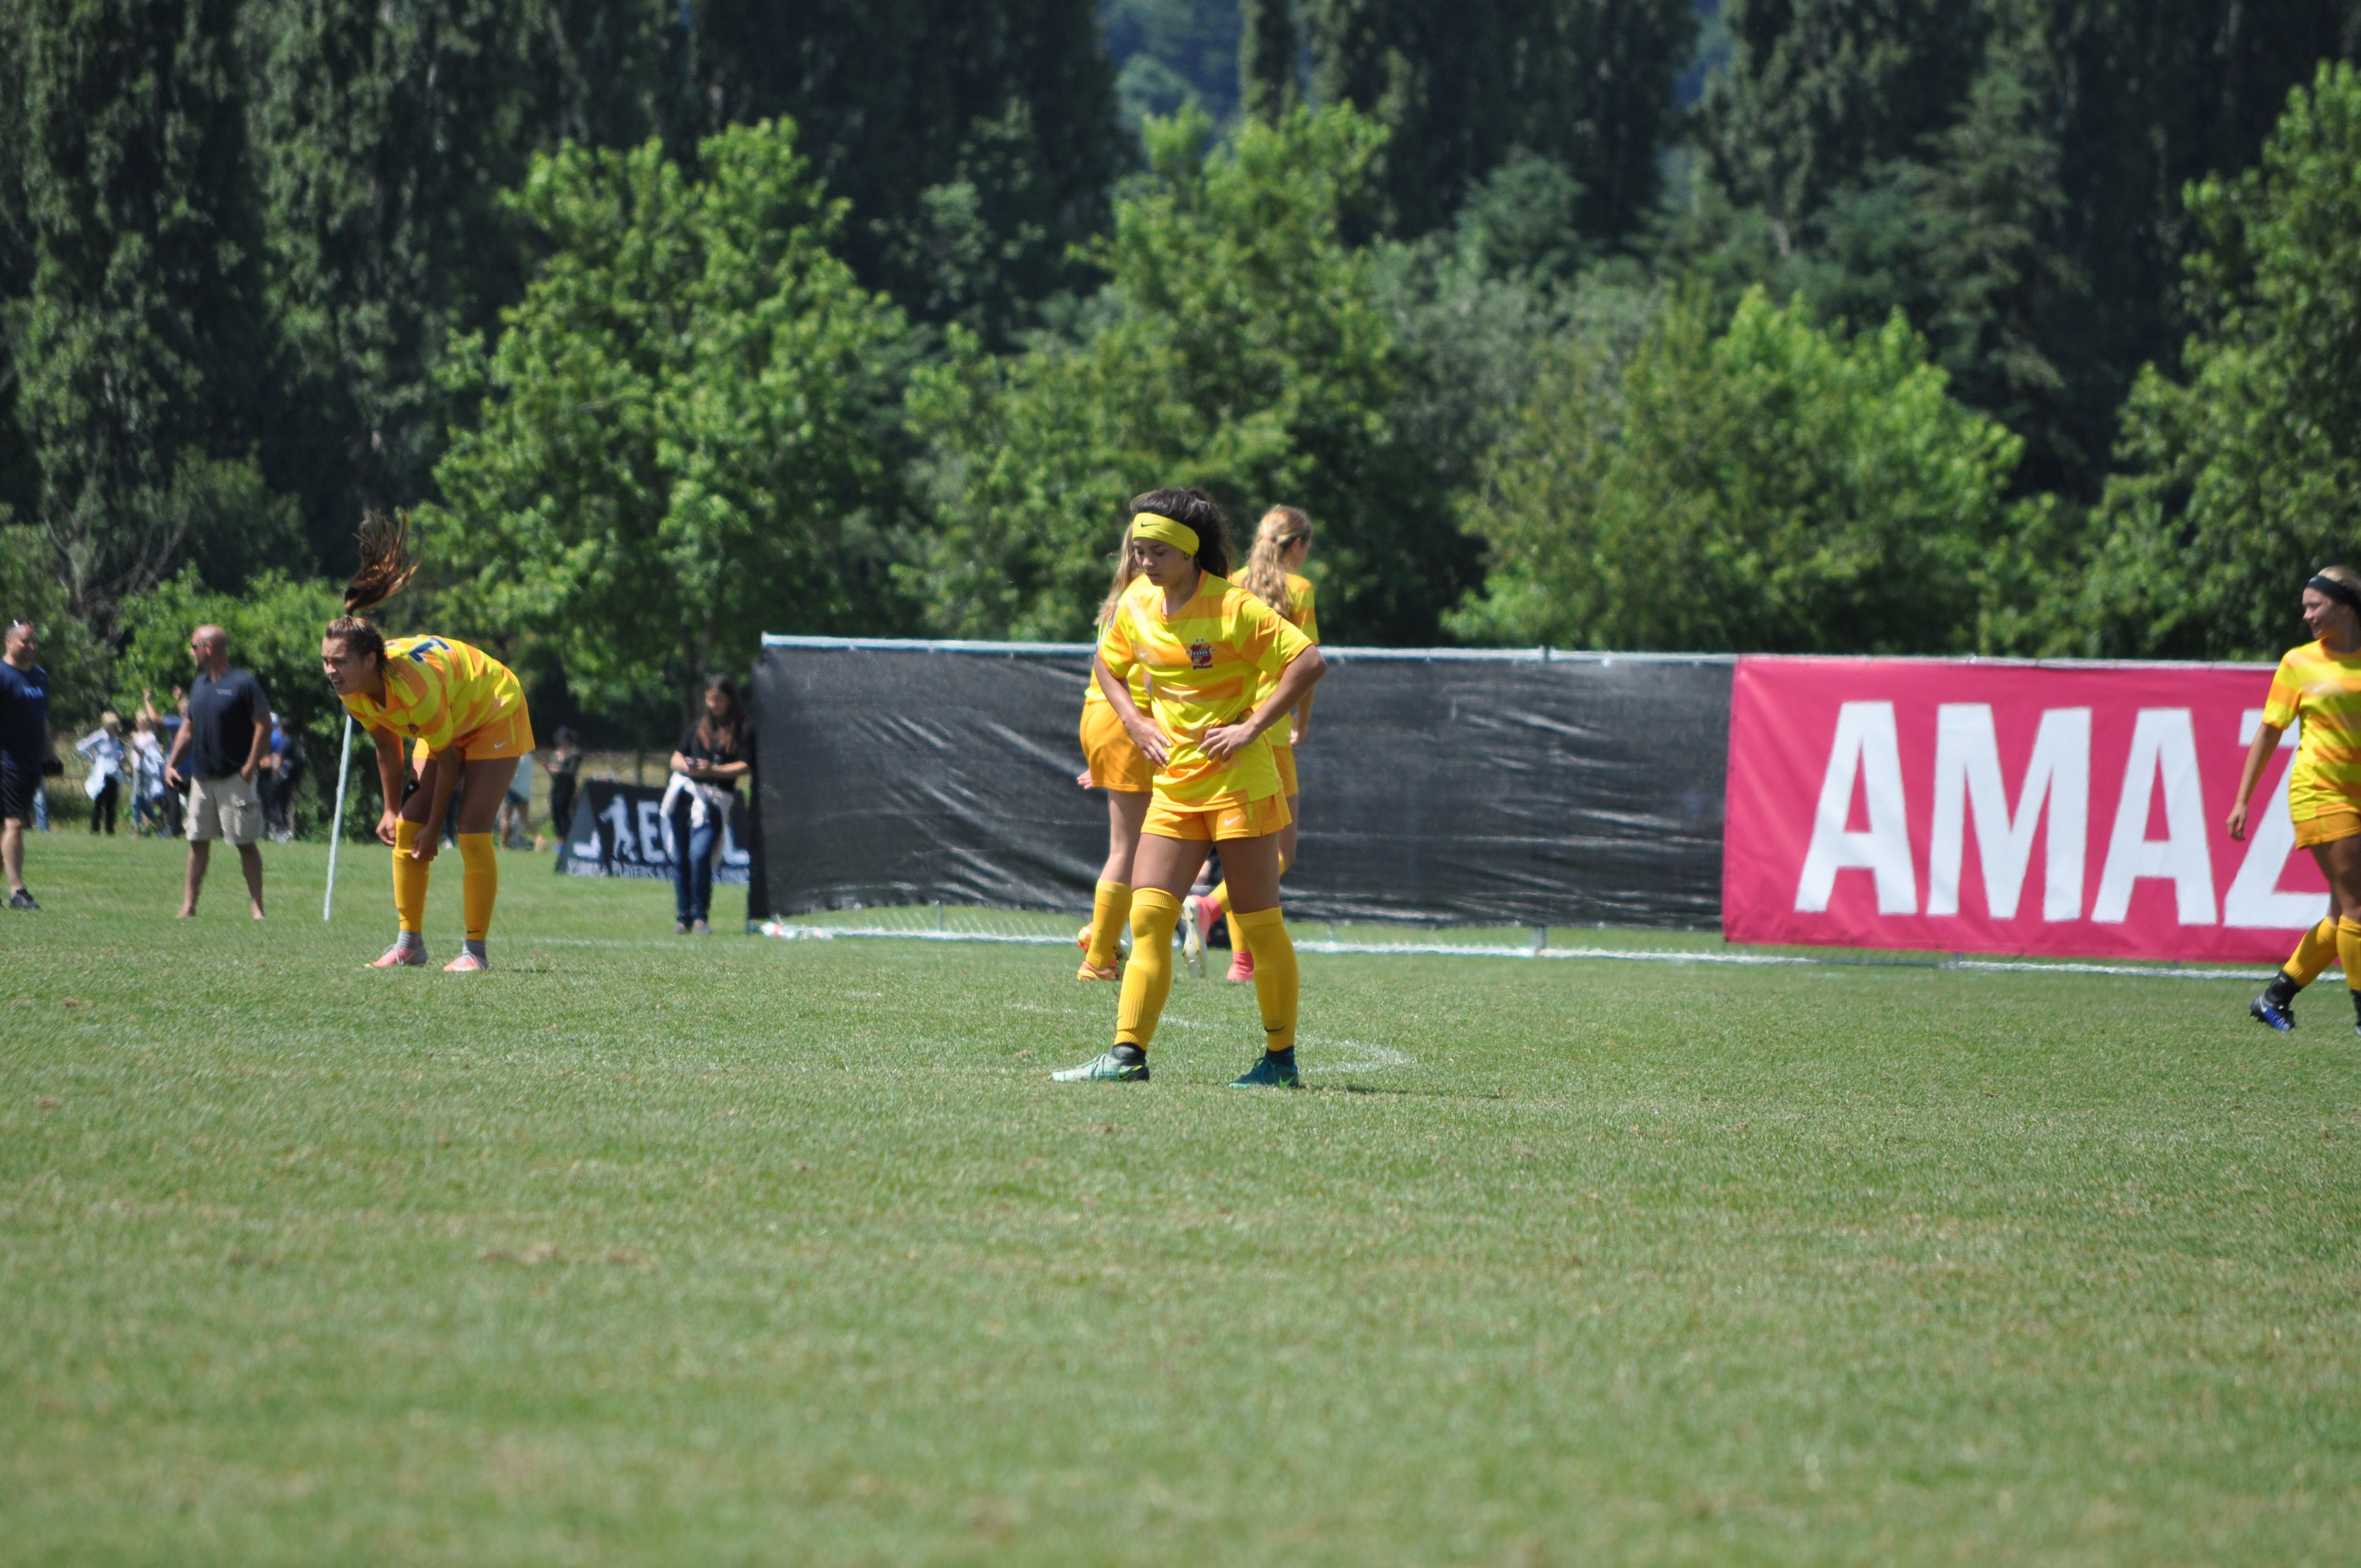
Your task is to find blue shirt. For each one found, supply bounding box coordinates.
[0,661,49,765]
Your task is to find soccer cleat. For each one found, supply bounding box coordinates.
[1052,1049,1150,1083]
[2249,990,2296,1032]
[1076,959,1121,982]
[442,951,487,973]
[1230,1050,1301,1088]
[7,888,38,911]
[1180,895,1207,977]
[368,939,427,968]
[1226,948,1255,983]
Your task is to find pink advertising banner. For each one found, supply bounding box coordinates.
[1721,656,2321,963]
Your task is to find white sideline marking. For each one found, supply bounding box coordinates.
[757,924,2271,982]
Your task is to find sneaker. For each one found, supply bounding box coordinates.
[1230,1050,1301,1088]
[2249,990,2296,1032]
[1226,948,1255,983]
[368,939,427,968]
[692,919,711,936]
[1052,1049,1149,1083]
[1076,959,1122,982]
[7,888,37,911]
[443,951,487,973]
[1180,895,1207,978]
[673,921,690,935]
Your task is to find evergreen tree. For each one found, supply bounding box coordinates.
[1241,0,1299,123]
[687,0,1125,343]
[1305,0,1698,243]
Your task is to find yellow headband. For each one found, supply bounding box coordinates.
[1130,511,1200,556]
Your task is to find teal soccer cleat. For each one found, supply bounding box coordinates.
[1229,1049,1300,1088]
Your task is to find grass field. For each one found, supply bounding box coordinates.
[4,834,2357,1565]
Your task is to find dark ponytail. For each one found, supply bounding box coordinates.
[324,511,420,671]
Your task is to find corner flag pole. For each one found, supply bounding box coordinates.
[323,713,353,921]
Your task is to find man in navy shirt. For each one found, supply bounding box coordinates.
[1,619,53,910]
[162,625,270,918]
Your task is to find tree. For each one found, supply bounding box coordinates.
[907,104,1471,645]
[1304,0,1697,243]
[423,119,912,721]
[1240,0,1299,123]
[9,0,281,623]
[1684,0,2361,500]
[1449,286,2025,653]
[687,0,1125,344]
[2050,62,2361,660]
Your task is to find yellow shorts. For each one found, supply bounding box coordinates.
[2294,809,2361,848]
[1080,700,1152,793]
[1271,740,1298,798]
[1144,792,1292,842]
[409,703,537,767]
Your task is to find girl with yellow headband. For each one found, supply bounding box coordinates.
[1073,531,1154,981]
[1053,488,1328,1086]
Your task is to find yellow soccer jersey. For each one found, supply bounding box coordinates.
[340,635,524,753]
[1254,572,1321,733]
[2262,639,2361,820]
[1098,572,1314,807]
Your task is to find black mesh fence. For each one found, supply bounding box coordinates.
[749,637,1733,929]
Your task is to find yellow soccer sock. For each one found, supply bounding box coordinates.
[1116,889,1180,1048]
[1086,879,1133,970]
[457,832,498,943]
[1206,879,1229,918]
[1218,855,1285,955]
[2288,916,2342,987]
[1234,906,1298,1053]
[392,820,429,933]
[2340,917,2361,993]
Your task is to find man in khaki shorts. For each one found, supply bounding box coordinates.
[162,625,270,918]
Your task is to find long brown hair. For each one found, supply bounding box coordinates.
[1239,505,1312,617]
[696,673,747,754]
[324,511,421,671]
[1097,520,1144,627]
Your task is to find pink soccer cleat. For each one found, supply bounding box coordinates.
[368,939,427,969]
[1226,948,1255,983]
[442,951,487,973]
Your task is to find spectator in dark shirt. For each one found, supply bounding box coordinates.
[544,727,583,841]
[162,625,270,918]
[1,619,53,909]
[662,675,754,934]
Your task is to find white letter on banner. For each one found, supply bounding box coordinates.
[637,799,668,867]
[1927,705,2090,920]
[1794,701,1917,914]
[2223,711,2327,927]
[2092,709,2216,924]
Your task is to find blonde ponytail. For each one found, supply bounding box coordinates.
[1097,521,1143,627]
[1240,505,1312,617]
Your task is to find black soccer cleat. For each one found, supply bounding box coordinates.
[7,888,38,911]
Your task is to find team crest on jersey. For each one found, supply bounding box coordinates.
[1187,640,1214,669]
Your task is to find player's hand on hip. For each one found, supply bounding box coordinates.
[1201,721,1256,763]
[1127,719,1169,769]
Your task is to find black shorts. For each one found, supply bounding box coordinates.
[0,758,34,823]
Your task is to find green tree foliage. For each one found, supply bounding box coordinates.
[1239,0,1299,123]
[9,0,279,623]
[909,104,1470,644]
[1688,0,2361,498]
[1450,286,2025,652]
[1305,0,1697,243]
[241,0,558,571]
[2046,62,2361,660]
[423,120,911,720]
[689,0,1125,343]
[1105,0,1244,129]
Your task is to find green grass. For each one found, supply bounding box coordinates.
[3,834,2357,1565]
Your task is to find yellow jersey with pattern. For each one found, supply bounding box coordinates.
[2262,639,2361,820]
[1098,571,1314,807]
[1254,572,1319,747]
[340,635,525,754]
[1082,633,1154,714]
